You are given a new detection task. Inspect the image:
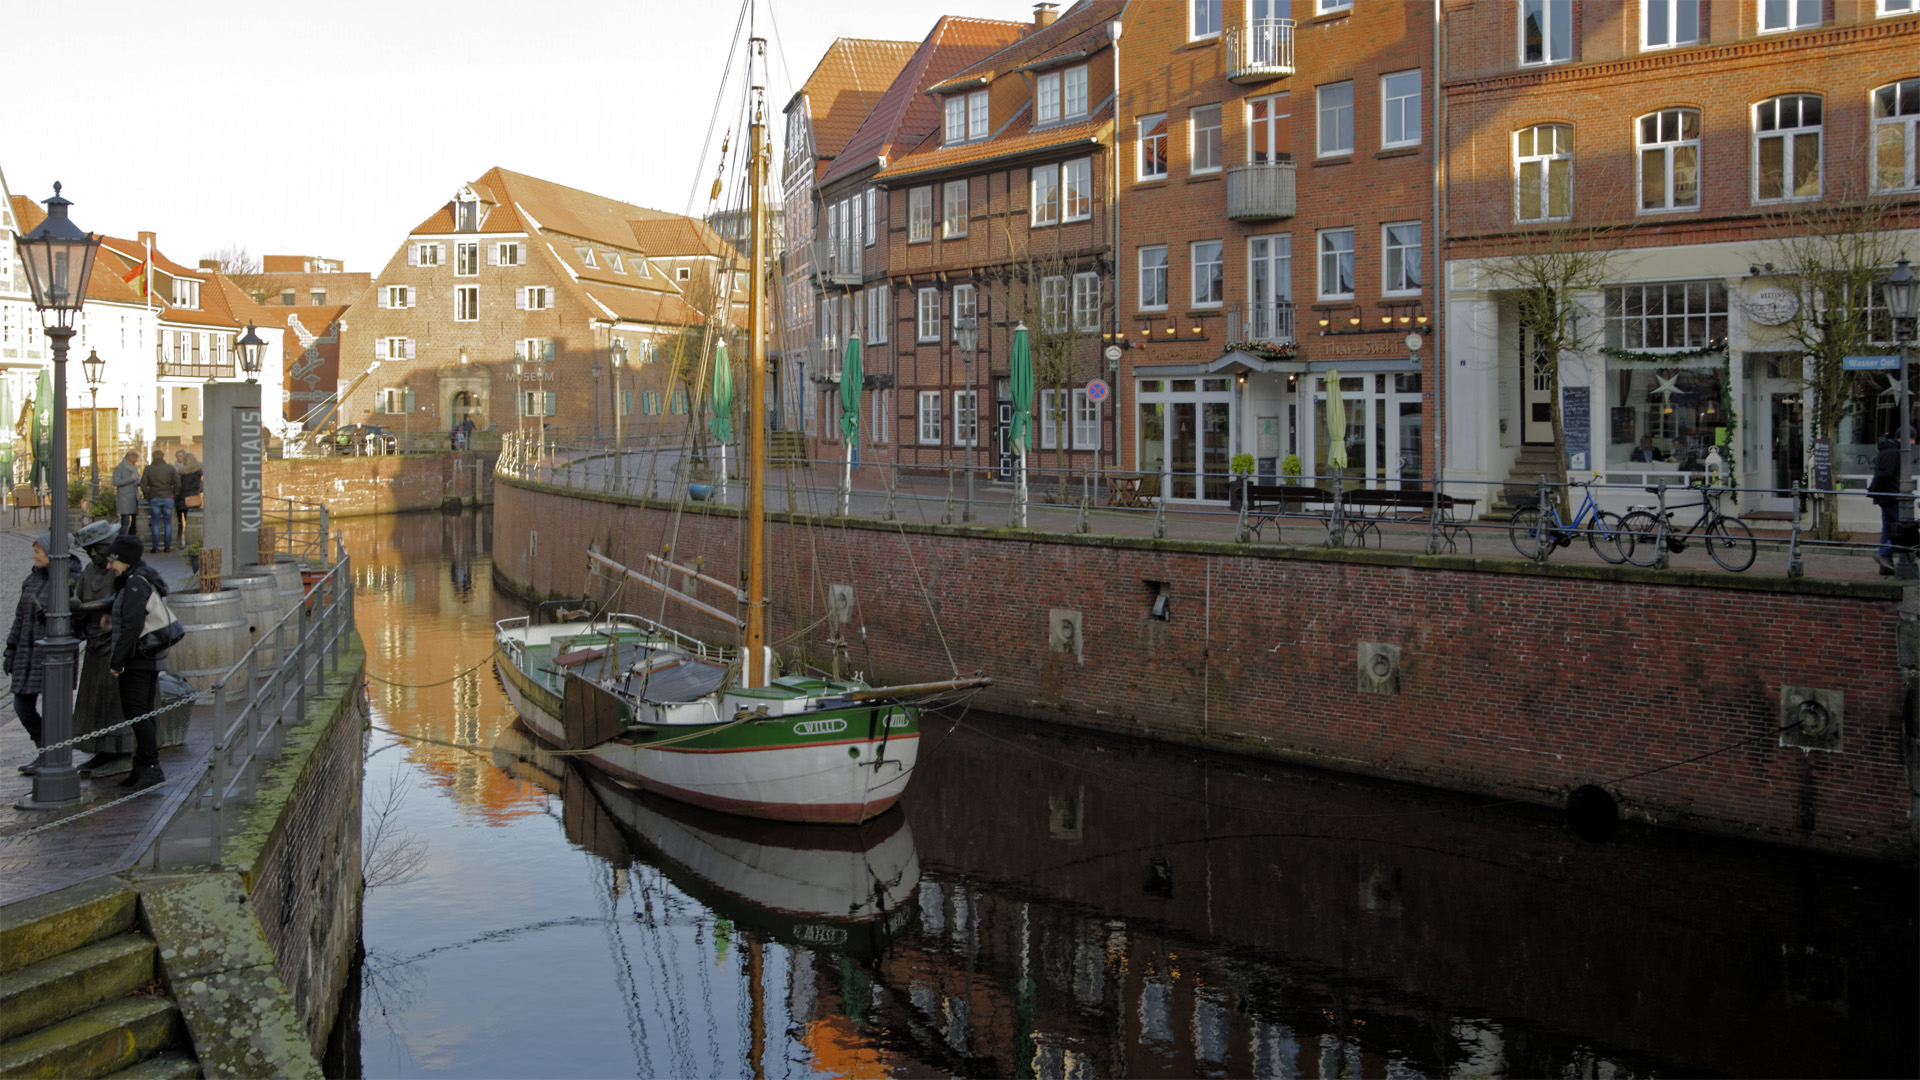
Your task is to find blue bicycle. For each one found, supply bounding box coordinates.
[1507,478,1635,564]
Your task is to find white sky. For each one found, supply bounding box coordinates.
[1,0,1042,274]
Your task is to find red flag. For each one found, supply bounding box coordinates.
[121,258,148,298]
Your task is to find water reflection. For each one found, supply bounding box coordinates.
[354,511,1916,1078]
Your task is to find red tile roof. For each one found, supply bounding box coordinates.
[877,102,1112,181]
[818,16,1029,190]
[927,0,1125,93]
[792,38,921,168]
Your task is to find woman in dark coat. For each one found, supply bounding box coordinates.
[5,532,80,774]
[173,450,202,542]
[106,535,168,791]
[71,520,131,776]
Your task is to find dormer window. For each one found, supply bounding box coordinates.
[945,96,966,144]
[1037,67,1087,126]
[969,90,988,139]
[608,253,624,273]
[579,247,599,268]
[946,90,990,144]
[171,278,200,310]
[456,198,479,232]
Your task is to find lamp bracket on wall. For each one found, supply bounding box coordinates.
[1129,314,1211,345]
[1317,301,1432,336]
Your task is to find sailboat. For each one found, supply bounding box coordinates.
[495,33,988,825]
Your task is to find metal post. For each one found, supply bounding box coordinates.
[1654,482,1671,570]
[88,385,99,500]
[1899,333,1916,579]
[963,355,976,523]
[20,326,81,809]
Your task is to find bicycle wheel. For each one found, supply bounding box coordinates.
[1509,506,1548,560]
[1704,515,1756,572]
[1587,511,1634,565]
[1620,510,1662,567]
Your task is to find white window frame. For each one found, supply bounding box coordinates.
[1191,104,1223,174]
[1520,0,1573,66]
[871,388,890,444]
[454,242,479,276]
[516,285,551,311]
[1072,272,1101,333]
[495,242,521,266]
[1873,79,1920,192]
[909,187,933,243]
[865,188,878,245]
[1754,94,1823,203]
[1191,0,1223,40]
[1318,0,1353,12]
[1139,246,1169,311]
[1381,70,1421,149]
[1037,72,1062,125]
[945,96,967,145]
[1064,66,1088,119]
[1760,0,1821,32]
[867,286,890,345]
[383,285,412,309]
[411,242,441,266]
[954,390,978,447]
[609,253,624,273]
[1063,158,1093,221]
[1881,0,1918,15]
[383,337,412,360]
[455,285,478,322]
[1139,114,1169,180]
[917,287,941,343]
[952,284,977,336]
[943,180,969,238]
[918,390,943,444]
[1382,222,1422,296]
[1318,228,1355,300]
[968,91,990,140]
[1041,275,1069,333]
[1515,124,1574,222]
[579,248,598,269]
[1191,241,1224,308]
[1636,107,1701,213]
[1317,82,1354,157]
[1032,164,1062,226]
[1248,94,1288,164]
[1072,388,1100,450]
[1642,0,1701,49]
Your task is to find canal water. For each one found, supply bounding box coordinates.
[349,511,1916,1078]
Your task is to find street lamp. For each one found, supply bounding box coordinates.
[956,318,978,523]
[610,338,627,471]
[83,349,103,501]
[13,183,101,809]
[591,359,603,443]
[1880,255,1919,580]
[236,323,265,383]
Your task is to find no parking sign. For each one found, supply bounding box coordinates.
[1086,379,1110,403]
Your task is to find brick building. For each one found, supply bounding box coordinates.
[338,167,734,445]
[1441,0,1920,521]
[254,255,372,311]
[876,0,1125,485]
[1115,0,1436,501]
[780,38,921,435]
[807,14,1029,465]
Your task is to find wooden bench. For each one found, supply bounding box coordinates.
[1340,488,1477,550]
[1244,484,1334,540]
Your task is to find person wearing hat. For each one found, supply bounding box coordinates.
[106,535,168,791]
[71,520,132,776]
[5,532,80,775]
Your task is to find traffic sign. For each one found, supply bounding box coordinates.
[1843,355,1902,370]
[1085,379,1110,403]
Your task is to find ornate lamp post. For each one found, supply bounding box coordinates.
[83,349,103,500]
[1880,255,1919,579]
[956,318,978,523]
[236,323,264,383]
[14,184,101,810]
[591,358,603,443]
[610,338,627,471]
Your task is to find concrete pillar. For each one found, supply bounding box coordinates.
[203,382,264,572]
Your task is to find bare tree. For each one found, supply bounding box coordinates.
[201,244,272,305]
[362,767,427,889]
[1002,226,1100,503]
[1751,189,1916,538]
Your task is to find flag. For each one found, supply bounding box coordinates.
[121,258,148,300]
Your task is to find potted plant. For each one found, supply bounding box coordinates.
[1281,454,1303,485]
[1228,453,1255,509]
[184,541,203,573]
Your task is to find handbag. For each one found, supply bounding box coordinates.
[136,586,186,659]
[183,494,203,508]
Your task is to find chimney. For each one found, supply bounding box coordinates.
[199,259,221,271]
[1033,3,1058,29]
[138,231,156,250]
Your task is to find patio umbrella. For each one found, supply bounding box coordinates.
[836,335,861,514]
[0,378,15,486]
[29,368,51,492]
[1010,324,1033,526]
[708,342,734,444]
[1324,368,1347,472]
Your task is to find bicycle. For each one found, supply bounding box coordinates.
[1507,478,1635,563]
[1620,484,1756,572]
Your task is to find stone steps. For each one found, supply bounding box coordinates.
[0,996,182,1079]
[0,934,156,1040]
[0,878,138,975]
[105,1050,201,1079]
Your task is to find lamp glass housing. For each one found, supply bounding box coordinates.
[15,185,101,328]
[237,323,266,378]
[1882,257,1918,323]
[82,349,105,386]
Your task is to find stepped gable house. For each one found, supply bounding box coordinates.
[876,0,1125,481]
[805,12,1031,465]
[339,168,736,442]
[780,36,921,435]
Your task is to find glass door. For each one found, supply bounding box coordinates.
[1136,378,1237,501]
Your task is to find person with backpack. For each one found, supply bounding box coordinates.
[106,535,171,791]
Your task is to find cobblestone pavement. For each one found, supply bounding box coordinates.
[0,519,206,907]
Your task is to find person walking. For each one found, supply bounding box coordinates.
[1870,435,1903,577]
[5,533,80,775]
[173,449,202,544]
[106,535,167,791]
[112,450,141,539]
[71,520,131,777]
[140,451,180,553]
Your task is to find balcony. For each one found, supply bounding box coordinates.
[1224,16,1295,83]
[1226,161,1297,221]
[1226,301,1296,347]
[812,239,861,287]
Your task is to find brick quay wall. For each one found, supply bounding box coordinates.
[491,476,1917,861]
[266,451,494,518]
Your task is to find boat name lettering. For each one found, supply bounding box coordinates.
[887,714,912,729]
[793,924,848,946]
[794,718,848,736]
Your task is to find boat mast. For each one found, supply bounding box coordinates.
[745,36,769,688]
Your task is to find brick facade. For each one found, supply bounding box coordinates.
[492,477,1914,860]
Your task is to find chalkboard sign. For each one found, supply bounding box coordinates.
[1812,438,1833,493]
[1562,386,1591,471]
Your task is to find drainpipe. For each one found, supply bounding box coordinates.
[1432,0,1446,483]
[1110,18,1123,473]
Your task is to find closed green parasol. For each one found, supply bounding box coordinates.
[839,335,862,441]
[1009,325,1033,453]
[29,368,52,491]
[1324,369,1347,472]
[708,342,734,444]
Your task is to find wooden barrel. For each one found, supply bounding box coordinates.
[168,589,250,703]
[262,562,307,621]
[224,572,283,669]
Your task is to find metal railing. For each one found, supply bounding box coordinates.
[145,543,357,869]
[1224,16,1295,81]
[262,494,330,562]
[1226,161,1297,220]
[1226,301,1297,345]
